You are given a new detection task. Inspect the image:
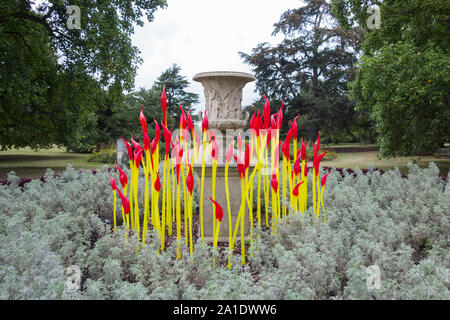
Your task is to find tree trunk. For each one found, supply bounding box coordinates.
[312,67,319,98]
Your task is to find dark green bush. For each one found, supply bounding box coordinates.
[282,147,338,161]
[88,150,116,164]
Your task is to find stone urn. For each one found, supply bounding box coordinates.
[193,71,255,131]
[192,71,255,243]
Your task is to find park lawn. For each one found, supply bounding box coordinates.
[322,151,450,176]
[1,147,448,179]
[324,143,379,147]
[0,147,108,179]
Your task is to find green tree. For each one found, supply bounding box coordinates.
[152,64,199,125]
[240,0,363,142]
[332,0,450,156]
[0,0,167,150]
[83,65,199,152]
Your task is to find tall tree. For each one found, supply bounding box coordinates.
[332,0,450,156]
[240,0,363,142]
[0,0,167,150]
[67,64,199,152]
[152,64,199,125]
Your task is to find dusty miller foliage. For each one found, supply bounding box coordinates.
[0,164,448,299]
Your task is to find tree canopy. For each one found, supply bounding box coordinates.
[240,0,364,143]
[0,0,167,150]
[152,64,199,125]
[84,64,199,152]
[332,0,450,156]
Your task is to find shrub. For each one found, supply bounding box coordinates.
[0,163,448,299]
[282,146,338,162]
[88,149,116,164]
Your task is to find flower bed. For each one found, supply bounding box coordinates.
[0,163,448,299]
[1,164,446,191]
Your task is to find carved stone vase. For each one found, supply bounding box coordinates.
[192,71,255,243]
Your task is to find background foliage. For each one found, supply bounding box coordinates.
[240,0,366,143]
[0,0,167,151]
[332,0,450,156]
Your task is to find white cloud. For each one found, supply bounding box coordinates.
[132,0,301,112]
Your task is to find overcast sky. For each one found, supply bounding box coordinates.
[131,0,301,111]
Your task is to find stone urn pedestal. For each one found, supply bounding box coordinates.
[192,71,256,243]
[192,164,254,243]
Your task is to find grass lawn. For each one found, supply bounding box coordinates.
[322,151,450,176]
[0,147,108,179]
[1,146,448,179]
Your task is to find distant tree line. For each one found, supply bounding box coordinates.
[87,64,199,153]
[240,0,369,145]
[241,0,449,156]
[2,0,448,158]
[0,0,168,152]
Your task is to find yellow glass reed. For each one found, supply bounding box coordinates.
[176,175,181,259]
[199,131,207,245]
[113,190,116,232]
[160,158,168,252]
